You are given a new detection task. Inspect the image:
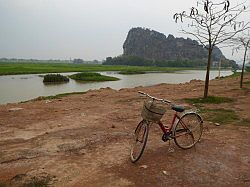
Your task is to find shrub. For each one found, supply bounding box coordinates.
[69,72,119,82]
[43,74,69,83]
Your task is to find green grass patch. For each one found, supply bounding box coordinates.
[43,74,69,83]
[33,92,86,100]
[119,70,146,75]
[215,72,241,80]
[215,72,250,80]
[201,108,239,124]
[0,62,186,75]
[243,81,250,85]
[226,72,241,78]
[69,72,119,82]
[184,96,234,104]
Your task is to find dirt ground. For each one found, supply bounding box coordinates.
[0,74,249,187]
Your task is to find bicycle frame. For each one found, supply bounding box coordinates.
[158,112,179,134]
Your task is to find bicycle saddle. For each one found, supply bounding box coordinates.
[171,105,185,112]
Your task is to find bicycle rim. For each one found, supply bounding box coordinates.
[174,113,203,149]
[130,120,149,163]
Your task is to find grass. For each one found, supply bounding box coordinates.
[0,182,6,187]
[22,176,51,187]
[243,81,250,85]
[0,62,187,75]
[69,72,119,82]
[32,92,86,101]
[216,72,250,80]
[184,96,234,104]
[225,72,241,78]
[201,108,239,124]
[239,118,250,126]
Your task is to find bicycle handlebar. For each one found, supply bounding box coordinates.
[138,91,171,104]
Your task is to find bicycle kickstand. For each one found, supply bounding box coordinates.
[168,140,175,153]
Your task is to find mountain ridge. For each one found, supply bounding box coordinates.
[123,27,225,62]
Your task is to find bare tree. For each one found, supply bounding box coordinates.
[231,31,250,88]
[174,0,249,98]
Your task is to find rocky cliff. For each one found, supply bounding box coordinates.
[123,27,224,61]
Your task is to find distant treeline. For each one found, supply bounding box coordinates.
[0,58,101,64]
[0,58,69,63]
[103,55,237,68]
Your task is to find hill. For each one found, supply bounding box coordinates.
[123,27,223,61]
[104,27,237,68]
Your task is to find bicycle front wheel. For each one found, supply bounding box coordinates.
[173,113,203,149]
[130,120,149,163]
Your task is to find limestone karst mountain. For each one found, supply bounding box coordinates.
[123,27,224,62]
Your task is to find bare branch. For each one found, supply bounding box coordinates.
[174,0,249,97]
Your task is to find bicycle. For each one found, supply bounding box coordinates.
[130,91,203,163]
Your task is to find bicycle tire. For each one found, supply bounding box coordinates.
[173,113,203,149]
[130,120,149,163]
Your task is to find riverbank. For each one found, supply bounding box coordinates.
[0,73,249,186]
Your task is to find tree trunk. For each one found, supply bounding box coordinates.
[204,48,212,98]
[240,46,247,88]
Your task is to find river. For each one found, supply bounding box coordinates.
[0,70,232,104]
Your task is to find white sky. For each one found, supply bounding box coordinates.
[0,0,249,62]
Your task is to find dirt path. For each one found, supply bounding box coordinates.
[0,74,249,186]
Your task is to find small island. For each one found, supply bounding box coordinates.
[69,72,119,82]
[43,74,69,83]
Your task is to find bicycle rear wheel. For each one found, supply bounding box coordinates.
[130,120,149,163]
[173,113,203,149]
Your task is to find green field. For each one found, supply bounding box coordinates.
[0,62,191,75]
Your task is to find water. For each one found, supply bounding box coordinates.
[0,70,232,104]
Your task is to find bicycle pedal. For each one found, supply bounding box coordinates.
[162,133,171,142]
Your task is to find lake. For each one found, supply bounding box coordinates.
[0,70,232,104]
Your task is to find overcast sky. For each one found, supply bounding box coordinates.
[0,0,249,62]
